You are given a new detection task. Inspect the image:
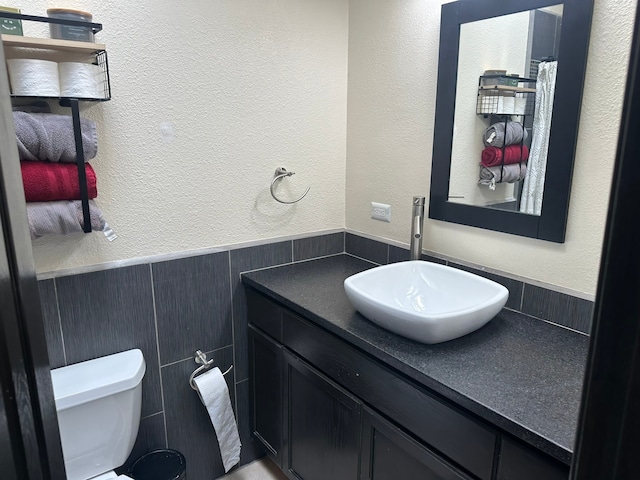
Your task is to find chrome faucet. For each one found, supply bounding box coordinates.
[410,196,425,261]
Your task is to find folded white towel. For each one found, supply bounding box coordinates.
[194,368,241,473]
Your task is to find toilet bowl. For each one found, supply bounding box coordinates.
[51,349,146,480]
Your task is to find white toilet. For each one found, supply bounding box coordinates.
[50,349,146,480]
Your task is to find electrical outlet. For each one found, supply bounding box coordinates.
[371,202,391,223]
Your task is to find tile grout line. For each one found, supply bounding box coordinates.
[159,344,233,369]
[52,278,68,366]
[141,411,164,421]
[148,264,169,449]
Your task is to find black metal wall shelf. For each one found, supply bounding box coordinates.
[2,12,110,234]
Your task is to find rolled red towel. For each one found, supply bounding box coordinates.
[21,162,97,202]
[481,145,529,168]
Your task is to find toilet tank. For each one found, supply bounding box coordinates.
[51,349,145,480]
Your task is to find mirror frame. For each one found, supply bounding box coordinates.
[429,0,594,243]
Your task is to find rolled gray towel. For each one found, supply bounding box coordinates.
[13,111,98,162]
[27,200,106,239]
[482,121,528,148]
[479,164,527,190]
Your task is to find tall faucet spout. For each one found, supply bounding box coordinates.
[410,196,426,261]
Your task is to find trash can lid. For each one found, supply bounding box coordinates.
[129,449,186,480]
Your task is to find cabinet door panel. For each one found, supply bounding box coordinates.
[361,407,472,480]
[283,310,496,480]
[249,326,283,466]
[497,437,569,480]
[284,350,361,480]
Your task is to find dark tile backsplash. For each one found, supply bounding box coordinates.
[293,232,344,261]
[152,252,232,365]
[37,232,592,480]
[345,232,389,264]
[522,284,594,334]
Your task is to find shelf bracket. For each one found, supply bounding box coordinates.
[69,99,91,233]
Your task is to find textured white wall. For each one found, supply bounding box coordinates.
[346,0,636,295]
[14,0,348,272]
[449,12,529,206]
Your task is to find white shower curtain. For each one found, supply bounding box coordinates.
[520,61,558,215]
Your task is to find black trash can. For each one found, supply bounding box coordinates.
[129,449,186,480]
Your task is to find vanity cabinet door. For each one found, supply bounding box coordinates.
[497,438,569,480]
[249,326,283,467]
[361,407,472,480]
[283,350,361,480]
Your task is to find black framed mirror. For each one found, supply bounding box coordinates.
[429,0,594,242]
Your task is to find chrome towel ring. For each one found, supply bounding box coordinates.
[189,350,233,391]
[270,167,310,204]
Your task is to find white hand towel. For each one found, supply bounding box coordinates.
[194,368,241,472]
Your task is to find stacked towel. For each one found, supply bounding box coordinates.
[13,111,98,162]
[481,145,529,168]
[13,110,112,238]
[21,162,97,202]
[479,164,527,190]
[27,200,107,239]
[482,121,528,148]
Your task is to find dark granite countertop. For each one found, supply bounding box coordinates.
[242,254,588,465]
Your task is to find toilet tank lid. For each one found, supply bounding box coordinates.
[51,349,145,411]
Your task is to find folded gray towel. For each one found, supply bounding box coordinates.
[13,112,98,162]
[479,164,527,190]
[482,121,528,148]
[27,200,106,239]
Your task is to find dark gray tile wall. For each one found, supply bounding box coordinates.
[522,284,594,334]
[38,233,342,480]
[38,279,65,369]
[345,233,389,264]
[293,232,344,261]
[152,252,232,365]
[230,241,292,383]
[37,231,592,480]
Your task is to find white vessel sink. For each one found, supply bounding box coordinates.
[344,261,508,344]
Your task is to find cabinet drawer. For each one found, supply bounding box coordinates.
[283,310,497,480]
[497,438,569,480]
[247,288,283,341]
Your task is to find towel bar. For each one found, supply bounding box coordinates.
[270,166,310,204]
[189,350,233,391]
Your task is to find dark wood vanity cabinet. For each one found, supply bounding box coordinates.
[247,288,570,480]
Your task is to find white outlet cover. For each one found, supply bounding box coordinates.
[371,202,391,223]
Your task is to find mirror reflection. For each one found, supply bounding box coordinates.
[448,5,563,215]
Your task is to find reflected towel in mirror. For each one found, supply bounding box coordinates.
[482,121,528,148]
[481,145,529,167]
[479,164,527,190]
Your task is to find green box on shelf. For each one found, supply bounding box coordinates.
[0,6,23,36]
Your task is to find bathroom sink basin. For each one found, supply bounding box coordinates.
[344,261,508,344]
